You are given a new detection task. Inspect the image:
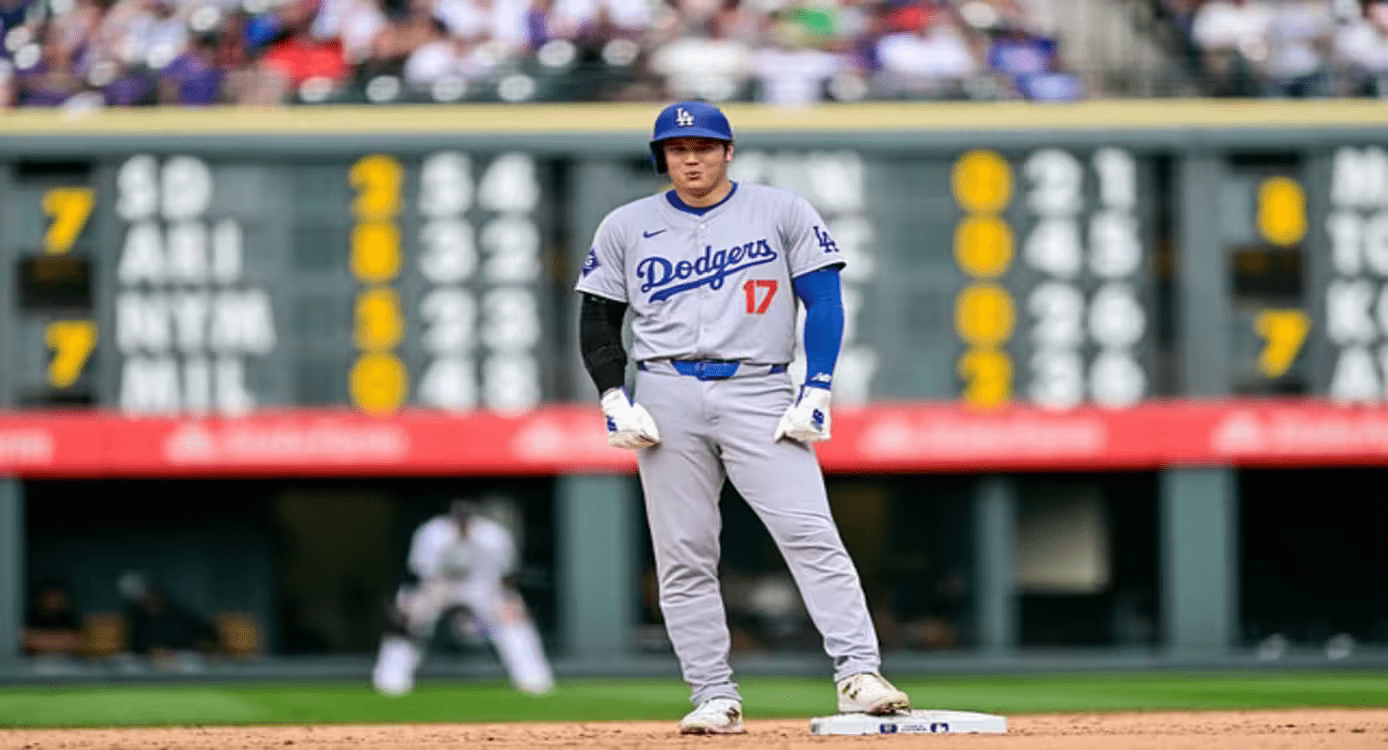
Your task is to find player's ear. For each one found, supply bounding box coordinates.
[725,143,734,163]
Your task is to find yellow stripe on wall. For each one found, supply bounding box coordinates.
[5,99,1388,136]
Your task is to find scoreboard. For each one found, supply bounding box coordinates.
[946,146,1153,411]
[0,144,1158,413]
[5,101,1388,476]
[2,148,566,416]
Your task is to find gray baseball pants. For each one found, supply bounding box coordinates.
[634,362,882,706]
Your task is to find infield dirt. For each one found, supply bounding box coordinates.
[3,708,1386,749]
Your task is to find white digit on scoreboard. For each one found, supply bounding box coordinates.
[419,151,473,218]
[420,287,477,355]
[481,215,541,283]
[478,153,539,213]
[418,219,477,284]
[1022,146,1146,410]
[482,353,540,412]
[416,151,543,412]
[1028,281,1084,349]
[417,151,478,411]
[1024,219,1082,279]
[1025,148,1083,218]
[418,355,478,411]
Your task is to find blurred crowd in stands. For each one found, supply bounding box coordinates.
[0,0,1077,107]
[1,0,1387,109]
[1163,0,1388,97]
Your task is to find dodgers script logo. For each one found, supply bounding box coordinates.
[637,239,777,302]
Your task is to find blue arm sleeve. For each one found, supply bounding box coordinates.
[792,266,844,390]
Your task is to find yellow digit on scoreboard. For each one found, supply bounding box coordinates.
[952,150,1016,409]
[349,352,408,415]
[44,320,98,388]
[1256,176,1306,247]
[349,154,406,415]
[954,215,1013,278]
[350,222,402,283]
[951,150,1012,214]
[42,187,94,255]
[354,287,405,351]
[349,155,403,221]
[954,282,1016,348]
[1255,309,1310,378]
[957,348,1012,408]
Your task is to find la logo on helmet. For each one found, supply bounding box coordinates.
[675,108,694,126]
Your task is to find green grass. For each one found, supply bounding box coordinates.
[1,672,1386,729]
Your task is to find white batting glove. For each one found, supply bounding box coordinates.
[601,387,661,450]
[774,386,832,443]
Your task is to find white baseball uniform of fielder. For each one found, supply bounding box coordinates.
[371,513,555,695]
[575,181,882,706]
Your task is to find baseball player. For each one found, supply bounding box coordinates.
[371,500,555,696]
[574,101,910,734]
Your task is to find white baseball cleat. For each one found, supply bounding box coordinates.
[372,636,421,696]
[836,672,911,715]
[514,675,555,695]
[372,669,414,696]
[678,697,746,734]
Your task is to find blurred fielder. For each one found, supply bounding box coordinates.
[371,499,555,696]
[574,100,910,734]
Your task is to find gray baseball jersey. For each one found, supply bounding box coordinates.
[575,182,844,362]
[576,181,882,707]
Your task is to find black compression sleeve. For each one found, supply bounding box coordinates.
[579,293,629,395]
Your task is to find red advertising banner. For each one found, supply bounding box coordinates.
[3,399,1388,478]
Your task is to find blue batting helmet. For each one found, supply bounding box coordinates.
[649,101,734,174]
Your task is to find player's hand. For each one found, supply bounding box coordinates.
[601,387,661,450]
[774,386,832,443]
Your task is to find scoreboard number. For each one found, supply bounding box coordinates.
[1255,309,1310,378]
[42,187,94,255]
[45,320,97,389]
[1256,176,1308,248]
[353,288,405,351]
[37,185,99,393]
[414,151,543,413]
[954,283,1015,348]
[349,154,404,222]
[952,149,1016,408]
[350,352,409,414]
[951,146,1149,410]
[350,222,403,284]
[1024,147,1147,410]
[349,154,408,415]
[954,215,1012,278]
[951,150,1012,214]
[957,348,1012,408]
[419,219,476,284]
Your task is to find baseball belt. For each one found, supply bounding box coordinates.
[638,359,789,381]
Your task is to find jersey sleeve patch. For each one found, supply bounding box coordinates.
[581,247,601,276]
[812,225,840,255]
